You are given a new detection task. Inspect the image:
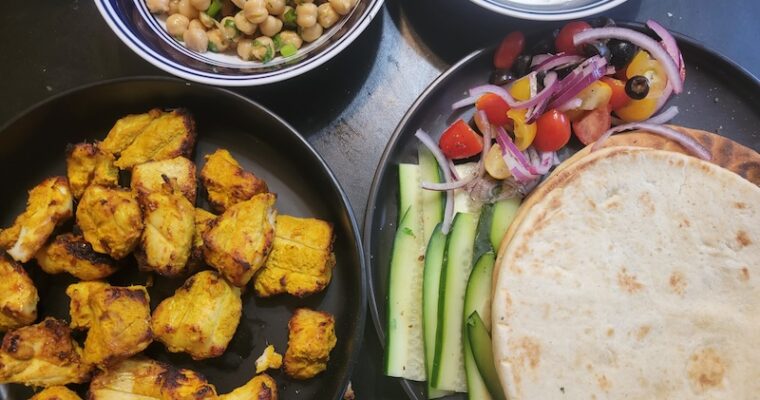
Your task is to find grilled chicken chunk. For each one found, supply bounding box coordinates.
[35,233,120,281]
[189,208,216,270]
[76,185,143,260]
[152,270,242,360]
[200,149,268,213]
[254,345,282,374]
[0,255,38,331]
[66,282,152,367]
[218,374,278,400]
[29,386,82,400]
[0,318,93,387]
[253,215,335,298]
[100,109,162,155]
[283,308,337,380]
[0,177,73,263]
[137,191,195,277]
[131,156,197,203]
[112,110,196,170]
[66,142,118,199]
[203,193,276,287]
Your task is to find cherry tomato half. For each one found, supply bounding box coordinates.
[475,93,511,126]
[555,21,592,55]
[601,77,631,110]
[494,31,525,70]
[572,104,612,145]
[439,119,484,160]
[534,109,571,152]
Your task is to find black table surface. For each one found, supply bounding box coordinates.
[1,1,759,398]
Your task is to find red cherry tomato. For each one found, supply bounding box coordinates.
[555,21,592,55]
[493,31,525,70]
[601,77,631,110]
[534,109,571,152]
[572,104,612,145]
[439,119,484,160]
[475,93,511,126]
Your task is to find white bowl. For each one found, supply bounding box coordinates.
[469,0,630,21]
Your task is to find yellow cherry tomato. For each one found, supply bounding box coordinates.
[616,50,668,122]
[509,76,532,101]
[577,80,613,110]
[507,109,537,150]
[615,97,659,122]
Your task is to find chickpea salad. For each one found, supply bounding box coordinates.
[146,0,360,63]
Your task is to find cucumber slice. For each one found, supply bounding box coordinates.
[465,253,496,333]
[453,163,482,215]
[418,145,444,245]
[422,224,452,398]
[431,212,479,392]
[466,312,507,400]
[464,329,493,400]
[489,197,521,251]
[398,164,421,226]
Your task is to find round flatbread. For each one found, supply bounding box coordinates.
[492,146,760,399]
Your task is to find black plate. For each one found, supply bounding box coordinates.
[365,23,760,400]
[0,77,366,400]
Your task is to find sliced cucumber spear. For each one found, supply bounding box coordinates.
[422,225,452,398]
[467,311,507,400]
[418,144,444,245]
[463,253,497,400]
[489,198,521,251]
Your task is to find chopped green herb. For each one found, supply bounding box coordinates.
[262,45,274,63]
[208,41,219,52]
[206,0,222,18]
[282,9,297,28]
[224,19,236,28]
[280,43,297,57]
[272,34,283,51]
[402,227,414,236]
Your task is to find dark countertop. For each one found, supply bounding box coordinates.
[1,1,758,398]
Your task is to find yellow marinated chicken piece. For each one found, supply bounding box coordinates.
[66,282,152,367]
[200,149,268,213]
[0,177,73,263]
[203,193,276,287]
[218,373,278,400]
[0,255,38,331]
[100,109,162,155]
[255,345,282,373]
[35,233,120,281]
[0,318,93,387]
[29,386,82,400]
[253,215,335,298]
[66,142,118,199]
[114,109,196,170]
[138,191,195,277]
[188,208,216,270]
[152,270,242,360]
[131,156,197,203]
[283,308,337,380]
[76,185,143,260]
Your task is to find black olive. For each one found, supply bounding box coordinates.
[608,39,638,69]
[489,69,516,86]
[530,28,559,54]
[583,41,611,62]
[511,55,533,77]
[588,17,616,28]
[625,75,650,100]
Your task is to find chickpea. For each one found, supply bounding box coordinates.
[237,38,255,60]
[234,11,257,35]
[183,27,208,52]
[231,0,247,8]
[317,3,339,29]
[265,0,285,15]
[207,29,229,52]
[328,0,351,15]
[147,0,170,13]
[190,0,210,11]
[199,12,216,28]
[166,14,190,37]
[277,30,302,49]
[296,3,317,28]
[219,16,240,40]
[244,0,268,24]
[168,0,180,14]
[251,36,275,62]
[178,0,199,18]
[299,23,322,43]
[188,18,205,31]
[259,15,283,37]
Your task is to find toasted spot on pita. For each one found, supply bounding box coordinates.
[618,268,643,293]
[669,271,687,295]
[736,230,751,247]
[687,348,726,392]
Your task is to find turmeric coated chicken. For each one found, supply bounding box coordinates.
[253,215,335,298]
[131,156,197,203]
[76,185,143,260]
[66,142,118,199]
[203,193,276,287]
[0,318,93,387]
[283,308,337,380]
[137,190,195,277]
[0,177,73,263]
[0,255,38,331]
[29,385,82,400]
[111,109,196,170]
[218,374,278,400]
[188,208,216,270]
[35,233,120,281]
[100,109,162,155]
[200,149,268,213]
[66,282,152,367]
[254,345,282,374]
[151,270,242,360]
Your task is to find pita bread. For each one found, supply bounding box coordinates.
[492,147,760,399]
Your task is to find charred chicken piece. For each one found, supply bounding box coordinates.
[137,191,195,277]
[29,386,82,400]
[0,255,38,331]
[130,156,197,203]
[76,185,143,260]
[66,142,118,199]
[200,149,268,213]
[100,109,162,155]
[35,233,120,281]
[283,308,337,380]
[218,373,278,400]
[113,109,195,170]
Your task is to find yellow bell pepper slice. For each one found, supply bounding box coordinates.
[509,76,532,101]
[507,109,537,150]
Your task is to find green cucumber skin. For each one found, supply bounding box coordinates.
[464,329,493,400]
[422,224,452,398]
[398,164,421,226]
[489,197,521,251]
[467,312,507,400]
[418,145,444,245]
[431,212,479,391]
[464,253,496,335]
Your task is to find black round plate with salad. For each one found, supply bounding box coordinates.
[365,19,760,400]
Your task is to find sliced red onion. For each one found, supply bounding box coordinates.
[547,57,607,110]
[591,122,710,160]
[468,74,559,110]
[557,98,582,112]
[645,105,679,125]
[526,72,559,123]
[533,150,556,175]
[495,128,538,183]
[530,53,553,67]
[415,129,455,233]
[451,95,479,111]
[448,159,459,180]
[422,175,476,191]
[476,110,492,178]
[646,19,685,82]
[573,27,683,94]
[654,80,674,113]
[606,66,616,75]
[495,126,535,174]
[535,54,584,72]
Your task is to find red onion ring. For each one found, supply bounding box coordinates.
[646,19,685,82]
[592,122,710,160]
[535,54,585,73]
[415,129,456,233]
